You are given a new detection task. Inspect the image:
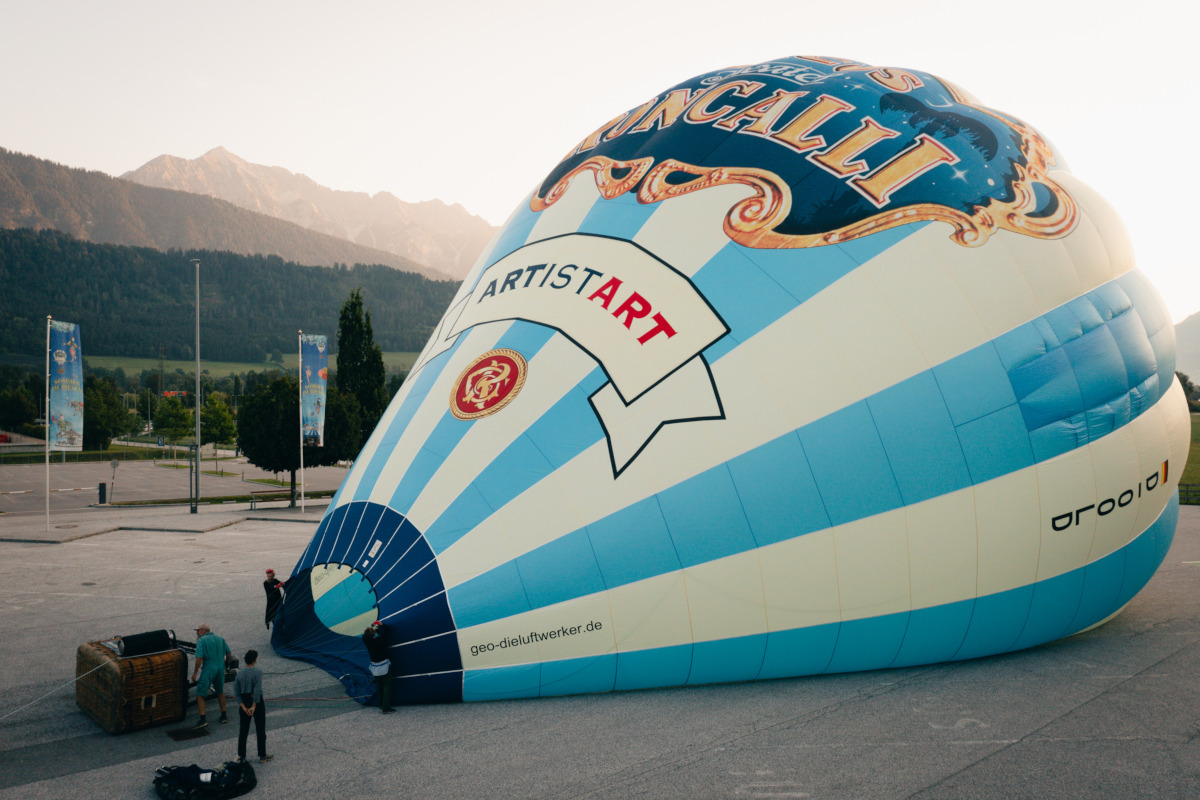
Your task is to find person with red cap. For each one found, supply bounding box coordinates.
[263,569,285,629]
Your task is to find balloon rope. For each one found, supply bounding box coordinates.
[267,694,371,702]
[0,662,107,723]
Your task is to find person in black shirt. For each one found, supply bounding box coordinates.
[362,620,394,713]
[263,569,284,629]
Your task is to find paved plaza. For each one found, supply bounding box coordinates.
[0,456,349,518]
[0,467,1197,799]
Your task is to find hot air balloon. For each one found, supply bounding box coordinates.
[272,55,1189,705]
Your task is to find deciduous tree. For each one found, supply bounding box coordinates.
[237,375,362,505]
[0,384,36,430]
[82,376,132,450]
[200,394,237,445]
[1177,371,1200,412]
[155,396,193,441]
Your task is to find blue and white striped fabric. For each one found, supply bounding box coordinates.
[272,56,1189,705]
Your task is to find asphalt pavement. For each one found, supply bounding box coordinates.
[0,475,1197,799]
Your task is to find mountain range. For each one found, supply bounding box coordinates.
[121,147,494,280]
[0,147,451,279]
[1,143,1196,380]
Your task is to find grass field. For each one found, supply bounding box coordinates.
[84,351,422,378]
[0,444,174,465]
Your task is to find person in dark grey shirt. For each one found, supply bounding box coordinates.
[233,650,272,763]
[362,621,395,713]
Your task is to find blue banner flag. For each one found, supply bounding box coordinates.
[300,334,328,446]
[48,320,83,451]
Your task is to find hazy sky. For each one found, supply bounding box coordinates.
[3,1,1195,321]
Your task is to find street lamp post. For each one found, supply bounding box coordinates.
[191,258,200,514]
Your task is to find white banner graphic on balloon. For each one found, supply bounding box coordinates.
[415,233,729,475]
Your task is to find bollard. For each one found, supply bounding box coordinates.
[98,482,107,504]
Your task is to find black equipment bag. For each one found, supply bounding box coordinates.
[153,760,257,799]
[119,629,176,657]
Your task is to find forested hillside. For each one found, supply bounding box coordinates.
[0,228,459,362]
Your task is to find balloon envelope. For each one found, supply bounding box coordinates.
[272,55,1189,705]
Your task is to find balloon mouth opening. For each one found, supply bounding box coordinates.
[268,563,379,702]
[270,501,466,705]
[308,562,381,634]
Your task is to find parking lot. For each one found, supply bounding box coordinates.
[0,477,1197,799]
[0,456,349,516]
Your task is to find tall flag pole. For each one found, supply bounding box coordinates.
[298,330,305,512]
[191,258,200,514]
[46,317,84,530]
[44,316,50,533]
[299,332,329,514]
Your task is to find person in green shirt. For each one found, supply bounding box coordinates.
[191,622,231,729]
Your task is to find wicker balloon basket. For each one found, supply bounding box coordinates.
[75,638,188,734]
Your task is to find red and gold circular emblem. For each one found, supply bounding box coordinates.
[450,349,528,420]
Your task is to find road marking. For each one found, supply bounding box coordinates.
[734,784,809,798]
[0,562,265,576]
[0,588,169,601]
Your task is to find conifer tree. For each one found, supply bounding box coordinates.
[336,289,388,444]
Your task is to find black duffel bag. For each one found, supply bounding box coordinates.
[153,760,257,799]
